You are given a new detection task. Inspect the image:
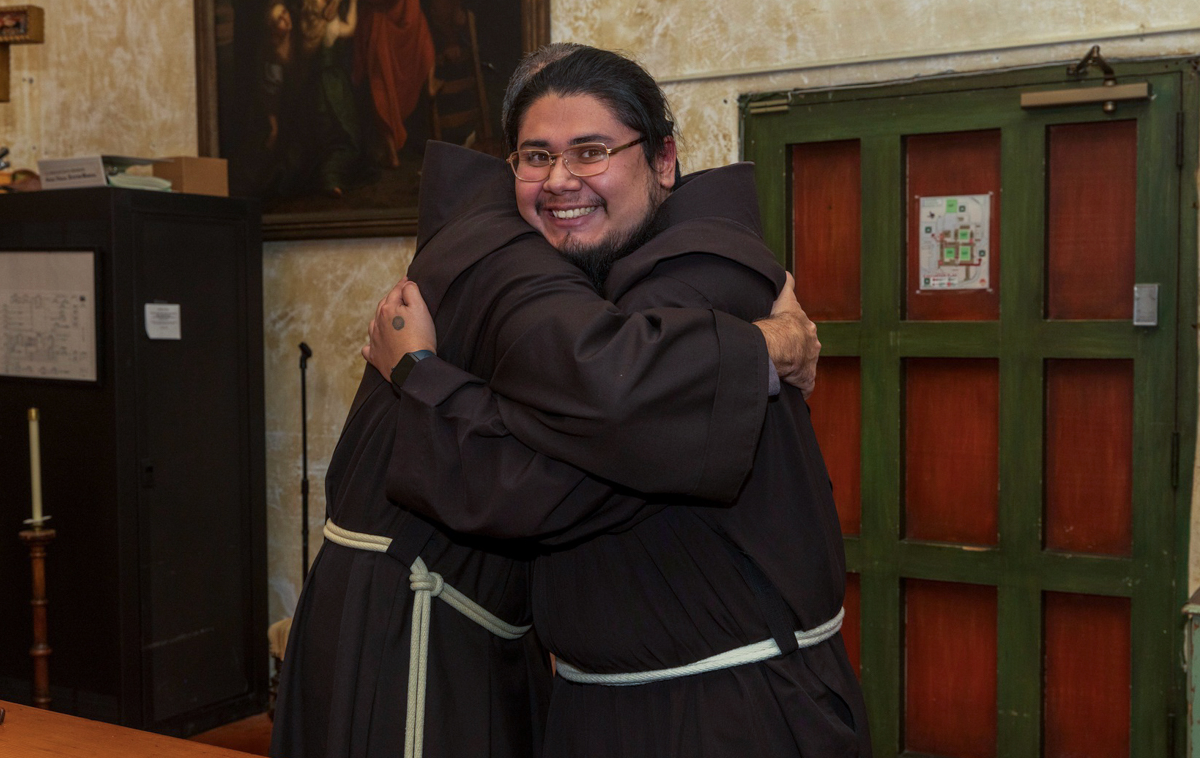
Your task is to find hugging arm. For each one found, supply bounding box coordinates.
[379,254,813,542]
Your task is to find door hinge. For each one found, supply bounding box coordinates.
[1171,430,1180,488]
[1177,112,1185,169]
[747,95,791,116]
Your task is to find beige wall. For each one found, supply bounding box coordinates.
[261,237,415,610]
[0,0,198,169]
[3,0,1199,621]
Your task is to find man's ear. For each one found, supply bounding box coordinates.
[654,136,678,190]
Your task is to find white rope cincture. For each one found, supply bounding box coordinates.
[321,521,531,758]
[555,606,845,687]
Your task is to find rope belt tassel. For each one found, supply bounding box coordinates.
[321,521,531,758]
[555,607,845,686]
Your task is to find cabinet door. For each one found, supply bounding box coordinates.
[133,209,257,729]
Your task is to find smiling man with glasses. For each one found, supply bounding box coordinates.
[354,44,870,757]
[507,91,672,291]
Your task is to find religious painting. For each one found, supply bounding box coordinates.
[196,0,548,239]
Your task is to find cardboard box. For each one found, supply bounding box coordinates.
[153,156,229,197]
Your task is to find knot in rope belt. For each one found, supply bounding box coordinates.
[409,563,444,596]
[555,606,845,687]
[322,521,531,758]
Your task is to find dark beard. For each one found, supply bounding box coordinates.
[558,194,666,293]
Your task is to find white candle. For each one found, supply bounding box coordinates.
[29,407,43,525]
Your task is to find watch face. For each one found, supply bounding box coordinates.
[390,353,419,388]
[391,351,434,388]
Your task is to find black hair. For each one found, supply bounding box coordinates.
[501,44,677,167]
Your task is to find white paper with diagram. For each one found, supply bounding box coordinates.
[917,194,992,291]
[0,251,97,381]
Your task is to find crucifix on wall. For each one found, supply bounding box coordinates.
[0,5,44,102]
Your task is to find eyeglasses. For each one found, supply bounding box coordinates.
[507,137,646,182]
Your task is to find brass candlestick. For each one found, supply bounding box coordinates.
[18,523,55,710]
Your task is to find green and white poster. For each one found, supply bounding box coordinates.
[917,194,992,291]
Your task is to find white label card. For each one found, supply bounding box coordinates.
[37,156,108,189]
[144,304,182,340]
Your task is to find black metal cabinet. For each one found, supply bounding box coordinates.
[0,188,267,736]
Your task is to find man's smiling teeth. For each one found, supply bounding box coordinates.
[551,206,598,220]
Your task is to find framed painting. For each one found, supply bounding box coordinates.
[194,0,549,239]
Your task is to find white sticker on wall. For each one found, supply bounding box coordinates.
[144,303,182,340]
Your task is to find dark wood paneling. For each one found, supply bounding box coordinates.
[1045,359,1133,555]
[792,140,862,321]
[1044,592,1131,757]
[905,579,998,758]
[809,356,861,535]
[905,359,999,545]
[1047,121,1137,320]
[905,131,1001,321]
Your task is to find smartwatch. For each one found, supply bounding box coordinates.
[390,349,435,388]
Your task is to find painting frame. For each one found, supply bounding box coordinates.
[194,0,550,240]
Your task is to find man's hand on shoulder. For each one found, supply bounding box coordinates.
[363,278,437,377]
[755,273,820,398]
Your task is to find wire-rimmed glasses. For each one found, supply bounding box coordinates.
[507,137,646,182]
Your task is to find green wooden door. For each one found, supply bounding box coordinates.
[743,62,1198,757]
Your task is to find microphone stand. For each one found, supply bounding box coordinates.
[299,342,312,582]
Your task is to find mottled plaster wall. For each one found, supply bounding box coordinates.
[0,0,198,169]
[5,0,1200,621]
[556,0,1200,89]
[262,238,414,614]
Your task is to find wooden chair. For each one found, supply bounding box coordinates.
[266,616,292,721]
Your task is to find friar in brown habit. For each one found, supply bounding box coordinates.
[268,55,818,758]
[367,45,872,757]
